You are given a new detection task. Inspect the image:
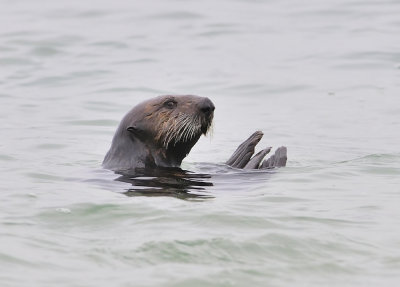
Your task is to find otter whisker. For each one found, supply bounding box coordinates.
[162,113,186,147]
[174,115,197,145]
[161,113,202,148]
[162,114,183,148]
[153,108,211,149]
[207,120,214,138]
[180,116,198,142]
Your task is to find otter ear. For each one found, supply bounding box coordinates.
[127,126,138,133]
[127,124,144,139]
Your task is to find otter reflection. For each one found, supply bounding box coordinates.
[115,167,213,199]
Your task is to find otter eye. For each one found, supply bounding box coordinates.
[164,100,177,109]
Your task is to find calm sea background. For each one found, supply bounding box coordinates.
[1,0,400,286]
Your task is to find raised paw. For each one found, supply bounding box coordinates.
[226,131,287,169]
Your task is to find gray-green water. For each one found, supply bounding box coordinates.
[1,0,400,286]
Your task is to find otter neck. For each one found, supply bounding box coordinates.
[147,135,200,168]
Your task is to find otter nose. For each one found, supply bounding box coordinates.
[199,98,215,116]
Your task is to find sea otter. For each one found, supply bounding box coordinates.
[103,95,287,172]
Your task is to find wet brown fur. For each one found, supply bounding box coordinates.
[103,95,214,171]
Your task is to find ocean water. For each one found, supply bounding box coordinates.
[1,0,400,286]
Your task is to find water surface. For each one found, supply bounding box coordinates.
[1,0,400,286]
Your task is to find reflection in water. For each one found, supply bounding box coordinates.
[112,164,280,199]
[114,167,214,199]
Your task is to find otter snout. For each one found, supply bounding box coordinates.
[199,98,215,117]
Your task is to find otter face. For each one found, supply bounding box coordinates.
[155,95,214,148]
[125,95,215,167]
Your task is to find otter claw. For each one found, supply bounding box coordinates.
[244,147,272,169]
[261,146,287,169]
[226,132,287,169]
[225,131,263,168]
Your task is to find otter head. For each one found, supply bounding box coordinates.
[104,95,215,171]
